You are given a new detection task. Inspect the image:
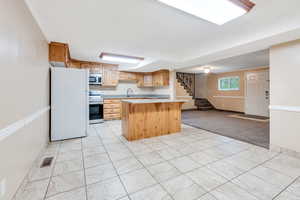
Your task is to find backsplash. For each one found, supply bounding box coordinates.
[90,82,170,95]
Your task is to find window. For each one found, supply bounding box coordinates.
[218,76,240,91]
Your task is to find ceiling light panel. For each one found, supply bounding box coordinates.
[158,0,253,25]
[100,53,144,64]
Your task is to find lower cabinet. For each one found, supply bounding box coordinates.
[103,98,152,120]
[103,99,122,120]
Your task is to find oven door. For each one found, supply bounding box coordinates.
[89,103,103,124]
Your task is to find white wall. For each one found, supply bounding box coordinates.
[270,39,300,153]
[0,0,50,199]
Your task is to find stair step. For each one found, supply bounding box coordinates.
[195,98,214,110]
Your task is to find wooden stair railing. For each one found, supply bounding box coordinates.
[176,72,195,98]
[176,72,214,110]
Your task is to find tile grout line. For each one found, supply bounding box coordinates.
[42,140,86,199]
[81,131,89,200]
[107,122,188,199]
[271,176,300,200]
[159,129,285,200]
[118,124,231,199]
[29,121,299,200]
[105,122,258,200]
[224,152,286,200]
[103,122,132,200]
[123,139,176,200]
[12,141,55,200]
[95,124,132,200]
[43,141,61,200]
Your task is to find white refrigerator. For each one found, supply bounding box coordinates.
[51,67,89,141]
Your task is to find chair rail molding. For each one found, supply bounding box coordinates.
[213,96,245,99]
[269,105,300,113]
[0,106,50,142]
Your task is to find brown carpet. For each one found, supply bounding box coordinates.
[182,110,270,149]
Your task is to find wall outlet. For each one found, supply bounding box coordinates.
[0,178,6,198]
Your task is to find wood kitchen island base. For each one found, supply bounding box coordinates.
[122,99,186,141]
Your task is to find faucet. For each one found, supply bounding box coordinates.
[126,88,134,97]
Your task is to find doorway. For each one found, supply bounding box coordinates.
[245,70,270,117]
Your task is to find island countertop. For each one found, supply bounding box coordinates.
[121,99,187,104]
[102,94,169,99]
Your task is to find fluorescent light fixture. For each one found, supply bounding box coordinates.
[100,53,144,64]
[157,0,254,25]
[204,67,211,73]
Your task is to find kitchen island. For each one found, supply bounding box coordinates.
[122,99,186,141]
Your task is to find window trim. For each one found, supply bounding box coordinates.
[218,76,240,91]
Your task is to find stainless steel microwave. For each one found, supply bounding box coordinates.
[89,74,102,85]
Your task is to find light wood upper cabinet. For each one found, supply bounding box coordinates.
[78,62,103,74]
[136,73,144,87]
[136,73,153,87]
[49,42,70,66]
[136,70,169,88]
[153,70,169,87]
[119,71,137,81]
[86,63,103,74]
[68,60,82,69]
[102,64,119,87]
[143,73,153,87]
[80,62,91,69]
[49,42,169,88]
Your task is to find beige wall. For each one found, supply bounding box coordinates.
[206,67,268,112]
[0,0,50,199]
[270,40,300,153]
[195,74,208,98]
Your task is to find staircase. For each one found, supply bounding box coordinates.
[176,72,214,111]
[176,72,195,97]
[194,98,214,111]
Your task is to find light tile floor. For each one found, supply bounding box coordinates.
[13,121,300,200]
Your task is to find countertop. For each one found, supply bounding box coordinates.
[102,94,170,99]
[121,99,187,104]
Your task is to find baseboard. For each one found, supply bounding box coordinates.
[270,144,300,159]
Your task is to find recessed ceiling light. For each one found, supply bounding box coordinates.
[157,0,255,25]
[100,53,144,64]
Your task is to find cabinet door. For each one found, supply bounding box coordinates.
[68,60,81,68]
[136,73,144,87]
[102,64,119,86]
[153,70,169,87]
[153,72,160,87]
[110,70,119,85]
[128,72,137,80]
[119,72,137,81]
[80,63,91,69]
[119,71,129,81]
[49,42,69,64]
[160,70,169,86]
[90,63,103,74]
[143,74,153,87]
